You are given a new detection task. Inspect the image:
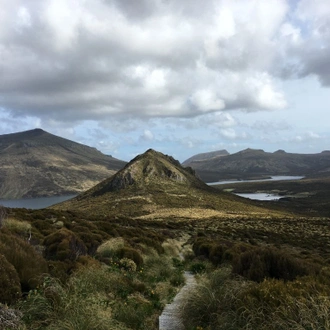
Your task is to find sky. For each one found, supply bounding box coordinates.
[0,0,330,162]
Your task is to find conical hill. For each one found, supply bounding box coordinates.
[55,149,283,219]
[87,149,208,196]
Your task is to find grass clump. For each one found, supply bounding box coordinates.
[2,218,32,238]
[19,266,127,330]
[96,237,125,258]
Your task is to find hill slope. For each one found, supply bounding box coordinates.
[56,149,281,219]
[0,129,126,199]
[184,148,330,182]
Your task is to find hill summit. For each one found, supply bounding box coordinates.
[57,149,275,219]
[0,128,126,198]
[86,148,206,196]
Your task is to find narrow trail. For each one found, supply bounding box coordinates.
[159,271,196,330]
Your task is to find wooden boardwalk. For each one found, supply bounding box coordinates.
[159,272,196,330]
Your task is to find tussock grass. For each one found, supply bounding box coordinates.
[162,238,182,256]
[2,218,32,236]
[17,238,184,330]
[96,237,125,258]
[181,267,330,330]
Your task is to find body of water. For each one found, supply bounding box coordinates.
[0,195,77,209]
[1,176,304,208]
[235,192,282,201]
[208,175,304,186]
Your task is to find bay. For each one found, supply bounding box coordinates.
[0,195,77,210]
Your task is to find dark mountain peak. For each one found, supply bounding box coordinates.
[239,148,265,154]
[87,149,206,197]
[274,149,286,154]
[0,128,46,141]
[30,128,45,134]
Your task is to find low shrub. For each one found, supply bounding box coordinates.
[208,244,225,264]
[189,262,207,274]
[192,238,214,258]
[47,260,74,283]
[169,272,185,287]
[44,228,87,261]
[0,232,48,292]
[0,255,21,304]
[232,246,316,282]
[118,247,144,268]
[31,219,54,236]
[119,258,137,272]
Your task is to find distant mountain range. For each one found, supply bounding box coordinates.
[2,128,329,200]
[183,148,330,182]
[0,129,126,199]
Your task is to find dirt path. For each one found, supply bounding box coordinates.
[159,271,196,330]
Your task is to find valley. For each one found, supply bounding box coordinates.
[0,146,330,329]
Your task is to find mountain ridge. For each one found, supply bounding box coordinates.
[0,128,126,199]
[183,148,330,182]
[182,149,229,165]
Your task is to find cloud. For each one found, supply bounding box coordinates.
[219,128,248,140]
[251,120,291,132]
[0,0,329,133]
[276,0,330,85]
[0,0,296,123]
[294,131,321,142]
[139,129,154,142]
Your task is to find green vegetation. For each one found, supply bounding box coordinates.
[0,207,185,329]
[1,150,330,329]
